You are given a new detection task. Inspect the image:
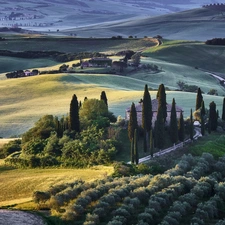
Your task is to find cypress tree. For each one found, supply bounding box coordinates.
[178,111,185,142]
[208,119,212,134]
[131,137,134,164]
[128,103,138,141]
[100,91,108,108]
[155,106,165,149]
[128,103,138,163]
[157,83,167,123]
[196,87,203,110]
[201,100,206,117]
[134,129,139,165]
[222,97,225,121]
[150,130,154,157]
[201,113,205,136]
[209,101,217,131]
[190,109,193,141]
[169,98,178,143]
[142,84,152,152]
[69,94,80,133]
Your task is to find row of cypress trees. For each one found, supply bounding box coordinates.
[128,84,185,164]
[195,87,225,133]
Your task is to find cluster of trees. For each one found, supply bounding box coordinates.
[128,84,186,165]
[5,69,39,78]
[128,84,225,165]
[5,91,121,168]
[33,152,225,224]
[205,38,225,46]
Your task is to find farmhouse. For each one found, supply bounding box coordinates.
[81,57,112,67]
[125,99,183,126]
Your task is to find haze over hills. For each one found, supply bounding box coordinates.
[61,7,225,41]
[0,0,220,35]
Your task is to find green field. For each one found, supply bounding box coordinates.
[0,56,58,74]
[0,71,223,137]
[0,36,157,54]
[0,37,225,137]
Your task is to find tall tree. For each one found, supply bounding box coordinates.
[128,103,138,141]
[209,101,217,131]
[157,83,167,123]
[222,97,225,121]
[201,113,205,136]
[201,100,206,117]
[142,84,152,152]
[150,130,154,157]
[169,98,178,143]
[128,103,138,163]
[196,87,203,110]
[154,106,165,149]
[178,111,185,142]
[134,129,139,165]
[69,94,80,133]
[190,109,193,141]
[100,91,108,109]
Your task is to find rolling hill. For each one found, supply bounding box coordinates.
[0,36,225,137]
[61,7,225,40]
[0,0,218,35]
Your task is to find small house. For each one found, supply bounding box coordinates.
[125,99,183,127]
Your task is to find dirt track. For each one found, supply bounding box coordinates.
[0,210,46,225]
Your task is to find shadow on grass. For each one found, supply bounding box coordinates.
[0,165,15,172]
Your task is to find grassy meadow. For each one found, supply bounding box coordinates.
[0,165,114,208]
[0,71,223,137]
[0,36,157,54]
[0,37,225,137]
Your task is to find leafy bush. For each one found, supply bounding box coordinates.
[2,139,21,157]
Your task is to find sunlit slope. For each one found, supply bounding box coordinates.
[143,40,225,72]
[0,73,223,137]
[0,165,114,207]
[63,8,225,40]
[137,40,225,95]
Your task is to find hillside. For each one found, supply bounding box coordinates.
[0,36,225,137]
[0,0,218,35]
[61,7,225,40]
[0,71,223,138]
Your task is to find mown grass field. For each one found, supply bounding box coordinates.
[0,165,113,208]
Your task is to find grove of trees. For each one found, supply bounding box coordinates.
[5,92,119,168]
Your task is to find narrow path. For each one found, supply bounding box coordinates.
[129,127,202,164]
[197,68,225,83]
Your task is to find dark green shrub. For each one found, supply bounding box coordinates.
[2,139,21,157]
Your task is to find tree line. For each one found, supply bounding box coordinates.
[205,38,225,46]
[128,84,225,165]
